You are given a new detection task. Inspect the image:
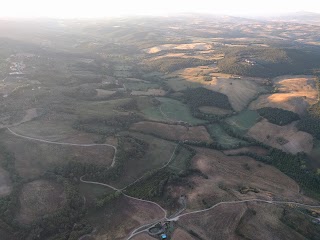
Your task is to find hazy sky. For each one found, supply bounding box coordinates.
[1,0,320,18]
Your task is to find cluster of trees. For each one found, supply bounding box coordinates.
[268,149,320,199]
[143,57,214,73]
[116,98,138,111]
[297,116,320,139]
[184,87,232,110]
[218,47,320,78]
[72,113,143,136]
[257,107,300,126]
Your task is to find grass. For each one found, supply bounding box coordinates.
[141,97,206,125]
[168,146,194,173]
[207,124,248,148]
[226,110,260,135]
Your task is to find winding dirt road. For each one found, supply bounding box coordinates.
[6,127,117,167]
[7,127,320,240]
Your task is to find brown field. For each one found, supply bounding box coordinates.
[247,119,313,154]
[235,202,308,240]
[1,130,114,179]
[223,146,269,156]
[177,202,308,240]
[131,89,166,96]
[199,106,233,115]
[179,203,247,240]
[250,75,318,115]
[168,148,315,211]
[87,196,164,240]
[168,66,267,111]
[0,167,12,197]
[171,228,196,240]
[17,180,66,224]
[145,43,213,54]
[130,122,212,143]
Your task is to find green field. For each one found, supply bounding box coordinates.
[207,124,248,148]
[141,97,206,125]
[226,110,260,135]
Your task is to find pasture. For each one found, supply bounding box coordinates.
[140,97,206,125]
[226,110,260,135]
[250,75,318,115]
[207,124,248,148]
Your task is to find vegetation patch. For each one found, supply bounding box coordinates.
[226,110,261,135]
[141,97,206,125]
[207,124,248,149]
[184,87,233,110]
[257,107,300,125]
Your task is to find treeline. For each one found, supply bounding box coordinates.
[257,107,300,126]
[143,57,214,73]
[72,114,143,136]
[218,47,320,78]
